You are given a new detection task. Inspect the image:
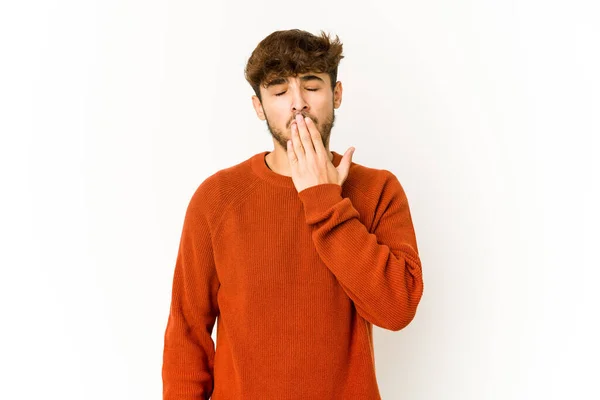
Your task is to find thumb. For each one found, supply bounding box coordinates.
[337,147,355,183]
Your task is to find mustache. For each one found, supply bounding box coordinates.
[289,114,316,126]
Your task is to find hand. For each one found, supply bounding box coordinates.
[286,113,355,193]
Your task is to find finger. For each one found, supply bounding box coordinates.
[291,121,305,163]
[336,146,355,183]
[286,139,298,165]
[304,116,326,159]
[296,115,316,162]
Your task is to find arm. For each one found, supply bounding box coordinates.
[297,172,423,331]
[162,194,220,400]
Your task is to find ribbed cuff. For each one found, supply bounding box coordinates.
[297,183,344,224]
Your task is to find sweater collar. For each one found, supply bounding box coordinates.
[250,150,343,189]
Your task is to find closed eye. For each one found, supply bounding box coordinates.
[275,89,319,96]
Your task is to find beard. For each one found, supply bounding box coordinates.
[263,103,336,152]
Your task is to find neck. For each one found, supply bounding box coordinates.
[265,147,332,177]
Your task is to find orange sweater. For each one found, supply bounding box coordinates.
[162,150,424,399]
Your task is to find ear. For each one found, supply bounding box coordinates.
[252,95,266,120]
[333,81,343,109]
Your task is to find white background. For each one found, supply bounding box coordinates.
[1,1,598,399]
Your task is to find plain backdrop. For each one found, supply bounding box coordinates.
[0,0,598,399]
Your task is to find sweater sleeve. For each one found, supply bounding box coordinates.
[297,173,423,331]
[162,194,220,400]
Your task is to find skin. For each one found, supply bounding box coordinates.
[251,72,355,192]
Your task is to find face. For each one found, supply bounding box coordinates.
[252,72,343,151]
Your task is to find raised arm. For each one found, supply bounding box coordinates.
[297,172,424,331]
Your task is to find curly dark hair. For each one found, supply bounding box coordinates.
[244,29,344,102]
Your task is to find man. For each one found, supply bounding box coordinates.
[162,29,424,399]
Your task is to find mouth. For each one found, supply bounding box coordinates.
[291,114,312,126]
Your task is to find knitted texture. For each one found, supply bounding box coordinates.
[162,150,424,399]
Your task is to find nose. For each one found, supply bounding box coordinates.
[290,89,309,116]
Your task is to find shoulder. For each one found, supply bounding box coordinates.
[344,158,404,202]
[186,154,260,225]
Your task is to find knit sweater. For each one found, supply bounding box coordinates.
[162,150,424,399]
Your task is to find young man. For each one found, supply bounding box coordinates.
[162,29,424,400]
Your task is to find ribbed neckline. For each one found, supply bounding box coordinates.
[250,150,343,189]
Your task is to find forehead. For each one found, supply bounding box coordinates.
[263,72,329,89]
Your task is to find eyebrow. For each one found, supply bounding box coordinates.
[264,75,325,89]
